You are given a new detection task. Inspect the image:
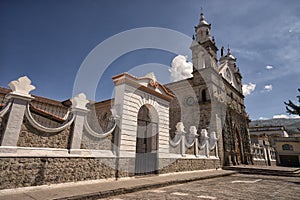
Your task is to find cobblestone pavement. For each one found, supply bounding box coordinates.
[102,174,300,200]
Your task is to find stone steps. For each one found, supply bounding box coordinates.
[223,166,300,177]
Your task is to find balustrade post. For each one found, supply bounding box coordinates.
[1,76,35,148]
[180,133,186,157]
[69,93,89,154]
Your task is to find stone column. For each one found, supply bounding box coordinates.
[69,93,89,154]
[215,114,222,161]
[194,138,199,157]
[180,133,186,157]
[1,76,35,148]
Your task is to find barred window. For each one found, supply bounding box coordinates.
[282,144,293,151]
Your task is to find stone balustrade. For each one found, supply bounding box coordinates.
[0,76,115,155]
[251,143,277,165]
[169,122,219,158]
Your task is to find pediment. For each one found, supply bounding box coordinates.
[112,72,175,101]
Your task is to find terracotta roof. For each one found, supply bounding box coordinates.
[0,86,69,108]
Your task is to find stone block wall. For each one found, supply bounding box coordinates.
[158,158,221,174]
[252,160,276,166]
[81,130,113,150]
[17,119,71,148]
[0,157,116,189]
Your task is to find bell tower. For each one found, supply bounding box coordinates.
[194,11,218,63]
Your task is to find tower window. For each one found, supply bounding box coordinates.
[202,89,207,102]
[226,68,232,82]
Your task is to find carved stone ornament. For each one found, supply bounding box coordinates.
[8,76,35,97]
[200,129,209,139]
[175,122,186,134]
[189,126,199,136]
[71,93,89,111]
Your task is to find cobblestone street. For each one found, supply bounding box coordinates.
[103,174,300,200]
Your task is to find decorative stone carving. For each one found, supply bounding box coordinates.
[8,76,35,97]
[186,126,198,145]
[199,129,210,157]
[189,126,198,136]
[1,76,35,147]
[200,129,209,139]
[169,122,187,156]
[144,72,157,83]
[71,93,89,111]
[175,122,186,134]
[187,126,199,156]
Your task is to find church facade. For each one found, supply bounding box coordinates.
[166,12,252,166]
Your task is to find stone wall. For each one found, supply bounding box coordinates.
[252,160,276,166]
[0,157,116,189]
[17,119,71,148]
[80,99,115,150]
[81,130,114,150]
[158,158,221,174]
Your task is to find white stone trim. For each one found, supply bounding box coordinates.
[169,136,181,147]
[25,104,75,133]
[158,153,219,159]
[83,117,116,138]
[0,146,115,158]
[0,101,11,117]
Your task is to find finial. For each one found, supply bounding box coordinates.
[227,45,231,55]
[192,34,195,40]
[9,76,35,97]
[201,7,203,14]
[71,93,89,110]
[200,7,205,20]
[212,36,215,42]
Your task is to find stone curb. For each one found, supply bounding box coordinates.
[222,166,300,177]
[55,171,237,200]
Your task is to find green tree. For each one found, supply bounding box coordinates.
[284,88,300,116]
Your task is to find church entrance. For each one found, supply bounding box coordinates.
[135,105,158,175]
[234,128,242,165]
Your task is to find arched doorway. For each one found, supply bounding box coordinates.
[234,127,242,165]
[135,104,158,175]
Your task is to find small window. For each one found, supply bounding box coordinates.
[282,144,293,151]
[202,89,207,102]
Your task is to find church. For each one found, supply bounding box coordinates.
[0,11,254,189]
[166,11,251,167]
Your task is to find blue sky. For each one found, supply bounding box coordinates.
[0,0,300,120]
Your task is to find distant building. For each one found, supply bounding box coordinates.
[249,125,289,147]
[274,137,300,167]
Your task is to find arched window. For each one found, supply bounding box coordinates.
[226,68,232,82]
[202,89,207,102]
[282,144,293,151]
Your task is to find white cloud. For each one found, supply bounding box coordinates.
[259,117,269,120]
[263,84,272,92]
[169,55,193,82]
[273,114,300,119]
[242,83,256,96]
[265,65,273,70]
